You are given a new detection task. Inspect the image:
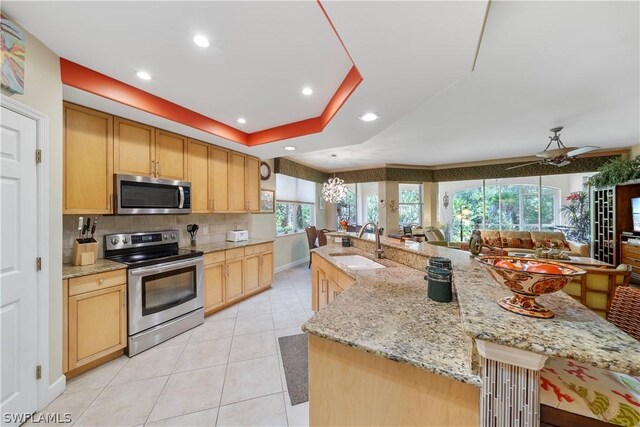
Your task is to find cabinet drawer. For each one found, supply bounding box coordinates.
[226,248,245,261]
[244,244,262,256]
[621,243,640,256]
[260,243,274,253]
[69,269,126,297]
[204,251,225,265]
[621,256,640,267]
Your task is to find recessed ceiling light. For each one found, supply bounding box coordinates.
[284,146,296,151]
[301,87,313,96]
[193,35,210,48]
[359,112,380,122]
[136,71,151,81]
[237,118,246,124]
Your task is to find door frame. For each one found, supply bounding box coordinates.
[1,95,60,409]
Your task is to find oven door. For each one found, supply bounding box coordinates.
[128,257,204,335]
[115,174,191,215]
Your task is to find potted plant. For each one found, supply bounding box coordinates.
[560,191,590,243]
[588,155,640,189]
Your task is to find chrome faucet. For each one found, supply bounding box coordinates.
[358,222,384,259]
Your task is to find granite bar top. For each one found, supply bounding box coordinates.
[302,245,481,386]
[322,232,640,376]
[63,259,126,279]
[189,239,274,254]
[63,239,275,279]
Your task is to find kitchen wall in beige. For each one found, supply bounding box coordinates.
[1,23,64,387]
[250,159,276,242]
[62,213,252,262]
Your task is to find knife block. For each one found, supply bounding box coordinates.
[72,239,99,266]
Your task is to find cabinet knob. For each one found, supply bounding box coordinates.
[98,279,104,285]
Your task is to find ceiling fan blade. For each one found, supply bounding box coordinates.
[505,161,541,170]
[566,146,600,157]
[554,160,572,167]
[536,147,572,159]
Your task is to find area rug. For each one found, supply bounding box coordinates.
[278,333,308,405]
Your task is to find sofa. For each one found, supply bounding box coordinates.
[459,230,589,257]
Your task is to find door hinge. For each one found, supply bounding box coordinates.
[36,257,42,271]
[35,365,42,380]
[35,149,42,164]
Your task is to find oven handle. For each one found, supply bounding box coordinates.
[129,257,202,276]
[178,186,185,209]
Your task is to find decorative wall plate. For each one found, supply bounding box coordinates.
[260,161,271,180]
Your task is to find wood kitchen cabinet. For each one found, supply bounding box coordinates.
[260,250,274,288]
[245,254,260,293]
[155,130,188,180]
[228,152,246,211]
[225,258,244,302]
[204,263,225,314]
[113,117,155,177]
[64,102,113,214]
[312,252,355,311]
[64,270,127,374]
[245,156,260,212]
[187,139,210,213]
[210,147,229,212]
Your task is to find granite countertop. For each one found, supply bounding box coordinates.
[302,245,481,386]
[190,239,274,254]
[63,239,275,279]
[63,258,126,279]
[321,233,640,376]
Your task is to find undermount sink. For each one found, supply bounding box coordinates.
[331,255,387,270]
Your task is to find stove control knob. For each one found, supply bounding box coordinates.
[122,237,130,244]
[163,234,168,240]
[170,233,176,239]
[110,237,120,245]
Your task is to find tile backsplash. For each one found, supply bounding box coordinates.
[63,213,252,263]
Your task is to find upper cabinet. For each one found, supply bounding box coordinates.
[63,103,261,214]
[155,130,187,181]
[64,103,113,214]
[113,118,155,177]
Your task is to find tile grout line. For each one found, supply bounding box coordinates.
[213,310,238,426]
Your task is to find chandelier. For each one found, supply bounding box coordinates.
[322,154,348,203]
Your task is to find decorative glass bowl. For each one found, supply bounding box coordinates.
[476,256,586,319]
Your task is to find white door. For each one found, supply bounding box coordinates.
[1,106,39,423]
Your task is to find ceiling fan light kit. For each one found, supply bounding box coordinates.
[505,127,600,171]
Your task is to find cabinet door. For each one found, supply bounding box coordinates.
[245,255,260,293]
[68,284,126,370]
[155,130,187,180]
[225,259,244,302]
[64,103,113,214]
[187,140,210,213]
[204,262,225,313]
[318,269,329,311]
[210,147,229,212]
[327,279,343,305]
[245,156,260,212]
[228,152,246,211]
[260,252,274,288]
[114,117,155,177]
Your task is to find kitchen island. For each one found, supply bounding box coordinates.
[303,233,640,426]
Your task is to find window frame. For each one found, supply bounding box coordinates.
[275,200,315,236]
[398,183,423,227]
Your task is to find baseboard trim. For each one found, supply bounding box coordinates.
[41,374,66,409]
[275,257,309,273]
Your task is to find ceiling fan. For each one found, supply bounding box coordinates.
[506,127,600,170]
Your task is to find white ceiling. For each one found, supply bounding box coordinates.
[3,1,353,132]
[292,1,640,170]
[4,1,637,169]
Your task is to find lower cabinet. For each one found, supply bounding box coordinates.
[203,242,274,316]
[312,252,355,312]
[64,270,127,374]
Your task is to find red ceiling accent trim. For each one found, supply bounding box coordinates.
[59,2,361,147]
[60,58,249,145]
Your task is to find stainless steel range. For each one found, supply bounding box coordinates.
[104,230,204,356]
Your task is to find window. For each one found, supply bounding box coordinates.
[336,184,357,227]
[367,193,378,223]
[275,174,316,236]
[275,202,314,235]
[399,183,422,226]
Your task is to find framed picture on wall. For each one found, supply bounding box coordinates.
[318,196,326,210]
[260,189,275,213]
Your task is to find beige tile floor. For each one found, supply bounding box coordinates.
[35,265,312,427]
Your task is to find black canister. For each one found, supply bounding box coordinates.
[342,237,351,247]
[426,267,453,302]
[427,256,452,271]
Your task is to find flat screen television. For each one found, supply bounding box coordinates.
[633,197,640,232]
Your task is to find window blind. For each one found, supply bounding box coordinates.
[276,174,315,204]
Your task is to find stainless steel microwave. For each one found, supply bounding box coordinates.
[114,174,191,215]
